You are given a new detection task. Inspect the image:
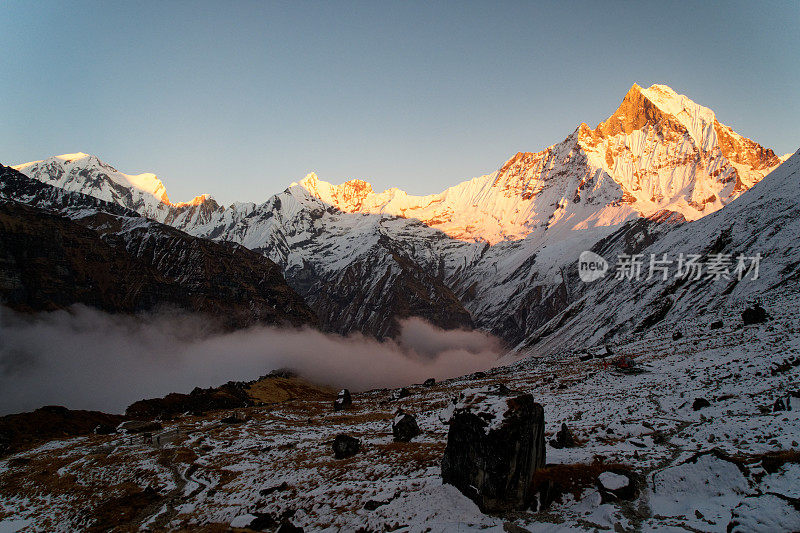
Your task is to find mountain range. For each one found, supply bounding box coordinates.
[5,83,796,346]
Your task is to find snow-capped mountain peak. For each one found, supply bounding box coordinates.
[11,152,217,222]
[290,84,782,245]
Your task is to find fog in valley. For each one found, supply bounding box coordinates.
[0,305,503,415]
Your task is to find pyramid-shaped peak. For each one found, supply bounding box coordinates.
[589,83,715,145]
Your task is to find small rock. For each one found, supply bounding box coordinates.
[652,431,667,444]
[93,423,116,435]
[773,397,786,411]
[549,423,577,449]
[391,387,411,401]
[423,378,436,387]
[333,389,352,411]
[742,303,769,325]
[707,434,716,443]
[692,398,711,411]
[597,471,636,502]
[672,331,683,340]
[221,411,249,424]
[332,434,360,459]
[710,320,724,330]
[392,411,420,442]
[259,481,290,496]
[363,499,389,511]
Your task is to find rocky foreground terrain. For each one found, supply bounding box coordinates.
[1,292,798,532]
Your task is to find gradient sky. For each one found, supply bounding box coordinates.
[2,1,798,205]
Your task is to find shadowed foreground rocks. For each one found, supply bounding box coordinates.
[0,406,125,457]
[126,381,254,419]
[441,386,545,512]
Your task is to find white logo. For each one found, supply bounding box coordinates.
[578,251,609,282]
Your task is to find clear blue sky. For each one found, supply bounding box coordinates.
[2,1,798,205]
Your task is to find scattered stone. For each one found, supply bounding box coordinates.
[392,411,420,442]
[221,411,249,424]
[441,386,545,512]
[391,387,411,401]
[118,420,163,434]
[332,434,361,459]
[550,423,577,449]
[259,481,290,496]
[364,499,389,511]
[423,378,436,387]
[710,320,724,330]
[333,389,352,411]
[773,397,788,412]
[597,471,636,502]
[93,423,116,435]
[692,398,711,411]
[742,303,769,325]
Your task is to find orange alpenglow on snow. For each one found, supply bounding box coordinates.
[295,84,785,244]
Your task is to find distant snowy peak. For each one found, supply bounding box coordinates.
[12,153,215,223]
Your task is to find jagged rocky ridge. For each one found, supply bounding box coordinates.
[9,84,791,344]
[519,148,800,354]
[0,165,316,329]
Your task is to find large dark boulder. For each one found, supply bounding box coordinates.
[333,389,352,411]
[742,304,769,325]
[692,398,711,411]
[392,411,421,442]
[441,386,545,512]
[332,434,360,459]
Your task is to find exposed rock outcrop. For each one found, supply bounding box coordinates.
[441,386,545,512]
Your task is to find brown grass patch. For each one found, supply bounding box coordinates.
[530,462,634,506]
[247,376,336,404]
[754,449,800,474]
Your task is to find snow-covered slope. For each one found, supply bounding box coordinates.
[520,148,800,354]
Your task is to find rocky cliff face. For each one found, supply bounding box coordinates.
[0,165,316,329]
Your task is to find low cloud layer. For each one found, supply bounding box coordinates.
[0,306,502,415]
